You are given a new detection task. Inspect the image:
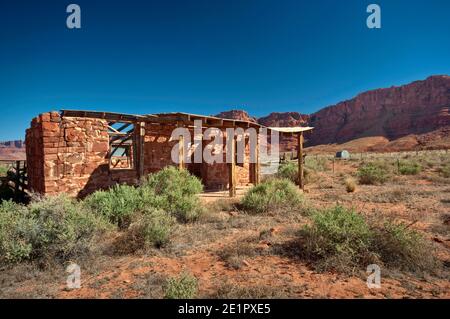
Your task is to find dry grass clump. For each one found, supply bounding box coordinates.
[218,238,266,270]
[344,177,357,193]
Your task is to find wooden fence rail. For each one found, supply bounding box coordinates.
[0,160,27,201]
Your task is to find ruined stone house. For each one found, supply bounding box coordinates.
[25,110,312,198]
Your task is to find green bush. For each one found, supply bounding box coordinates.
[371,221,439,274]
[84,184,141,229]
[357,162,389,185]
[130,209,176,248]
[0,195,110,265]
[398,160,422,175]
[277,162,298,184]
[141,166,203,222]
[241,179,303,214]
[277,161,319,185]
[300,206,374,272]
[164,272,198,299]
[0,201,33,263]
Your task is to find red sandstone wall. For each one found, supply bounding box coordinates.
[26,113,255,196]
[26,112,138,197]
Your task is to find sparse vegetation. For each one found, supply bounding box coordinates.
[129,209,176,248]
[240,179,303,214]
[163,272,198,299]
[277,162,298,184]
[141,166,204,222]
[0,195,110,265]
[371,221,440,274]
[357,162,389,185]
[299,205,441,275]
[84,184,141,229]
[86,167,204,226]
[2,151,450,298]
[305,156,328,172]
[438,163,450,178]
[398,160,422,175]
[212,284,287,299]
[300,206,374,273]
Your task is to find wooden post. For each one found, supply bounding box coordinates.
[177,122,185,170]
[138,122,145,179]
[255,129,260,185]
[14,161,20,201]
[229,136,236,197]
[179,134,185,170]
[297,132,304,190]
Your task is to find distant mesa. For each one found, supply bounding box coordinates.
[0,140,26,161]
[2,75,450,159]
[216,75,450,152]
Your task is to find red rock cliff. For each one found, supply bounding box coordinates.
[307,75,450,145]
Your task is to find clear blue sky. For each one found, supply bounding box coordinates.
[1,0,449,140]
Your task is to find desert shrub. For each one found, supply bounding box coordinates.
[0,201,33,263]
[439,164,450,178]
[371,221,440,274]
[344,177,356,193]
[141,166,203,222]
[300,206,374,272]
[84,184,141,229]
[240,179,303,214]
[129,208,176,248]
[0,195,110,265]
[277,162,298,184]
[163,272,198,299]
[398,160,422,175]
[357,162,389,185]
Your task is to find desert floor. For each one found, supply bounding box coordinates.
[1,154,449,299]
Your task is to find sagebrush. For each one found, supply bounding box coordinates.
[241,179,303,214]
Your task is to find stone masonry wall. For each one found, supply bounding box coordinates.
[26,113,254,197]
[26,112,138,197]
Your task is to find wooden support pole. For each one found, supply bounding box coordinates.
[255,129,261,185]
[179,134,185,170]
[298,132,304,190]
[177,121,185,170]
[14,161,20,201]
[138,122,145,179]
[229,136,236,197]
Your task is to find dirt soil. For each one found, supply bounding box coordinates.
[1,155,449,299]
